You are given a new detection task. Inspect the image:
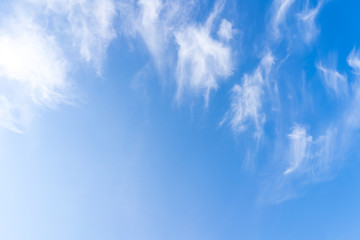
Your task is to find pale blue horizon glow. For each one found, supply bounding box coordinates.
[1,0,360,239]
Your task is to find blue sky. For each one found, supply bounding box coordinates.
[1,0,360,239]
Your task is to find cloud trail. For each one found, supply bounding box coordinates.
[226,52,274,137]
[119,0,234,105]
[174,2,233,105]
[0,0,118,132]
[297,0,323,44]
[317,63,348,97]
[272,0,296,39]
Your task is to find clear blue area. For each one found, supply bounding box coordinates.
[1,0,360,239]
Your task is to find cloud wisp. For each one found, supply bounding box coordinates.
[297,0,323,44]
[225,52,274,138]
[271,0,296,39]
[270,0,324,46]
[118,0,195,70]
[119,0,234,105]
[0,0,118,132]
[175,1,233,105]
[317,63,348,97]
[28,0,117,72]
[258,124,339,203]
[0,15,69,133]
[264,48,360,202]
[284,125,312,175]
[283,125,337,177]
[217,19,233,41]
[347,48,360,76]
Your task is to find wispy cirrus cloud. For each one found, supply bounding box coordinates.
[264,48,360,202]
[175,1,233,105]
[118,0,195,70]
[217,19,233,41]
[284,125,312,175]
[119,0,234,105]
[347,48,360,75]
[0,0,118,132]
[297,0,323,44]
[316,63,348,97]
[27,0,117,72]
[270,0,324,45]
[345,48,360,128]
[224,52,274,137]
[283,125,337,177]
[271,0,296,39]
[0,15,69,132]
[259,124,338,203]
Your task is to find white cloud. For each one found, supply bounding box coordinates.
[270,0,325,45]
[134,0,166,68]
[175,1,233,105]
[313,128,337,173]
[0,15,69,132]
[316,63,348,97]
[217,19,233,41]
[345,48,360,128]
[119,0,194,69]
[344,83,360,129]
[284,125,312,175]
[271,0,296,38]
[297,0,323,44]
[175,23,233,104]
[347,48,360,75]
[119,0,233,105]
[28,0,117,72]
[275,48,360,200]
[0,0,117,132]
[284,125,337,177]
[260,125,338,203]
[68,0,116,69]
[227,52,274,137]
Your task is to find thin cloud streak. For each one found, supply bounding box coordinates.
[119,0,195,70]
[347,48,360,75]
[226,52,274,138]
[217,19,233,41]
[28,0,117,72]
[272,0,296,39]
[0,14,69,132]
[0,0,118,132]
[175,1,233,105]
[264,48,360,203]
[119,0,234,105]
[317,63,348,97]
[284,125,312,175]
[297,0,323,44]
